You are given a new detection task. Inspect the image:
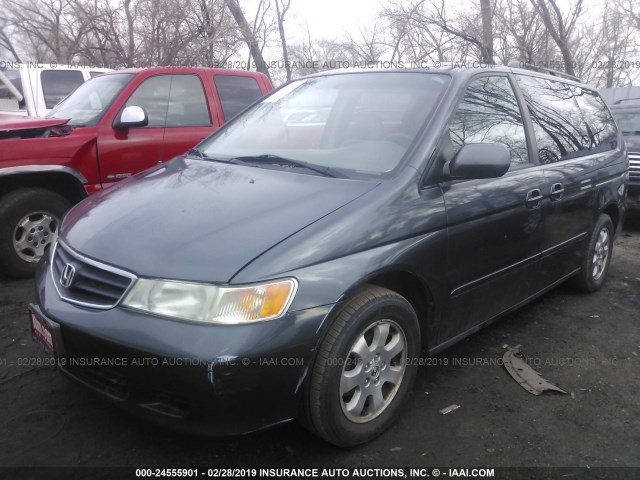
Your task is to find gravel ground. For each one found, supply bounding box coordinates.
[0,220,638,478]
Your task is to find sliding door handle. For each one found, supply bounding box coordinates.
[550,183,564,200]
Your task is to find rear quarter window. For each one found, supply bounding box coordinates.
[516,74,617,163]
[574,91,617,154]
[214,75,263,121]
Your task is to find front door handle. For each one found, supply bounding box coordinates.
[525,188,543,208]
[550,182,564,200]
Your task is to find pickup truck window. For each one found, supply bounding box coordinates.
[449,76,529,167]
[41,70,85,108]
[125,75,171,127]
[214,75,263,121]
[166,75,211,127]
[48,73,134,126]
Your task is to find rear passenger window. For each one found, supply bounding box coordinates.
[515,75,615,163]
[125,75,171,127]
[166,75,211,127]
[41,70,84,108]
[449,76,529,167]
[214,75,262,121]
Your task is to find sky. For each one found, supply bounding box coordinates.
[288,0,382,41]
[245,0,383,44]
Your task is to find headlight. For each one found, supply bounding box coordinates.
[121,278,297,324]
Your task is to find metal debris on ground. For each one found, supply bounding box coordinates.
[502,345,568,396]
[440,404,461,415]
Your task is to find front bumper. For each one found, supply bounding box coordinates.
[34,255,333,436]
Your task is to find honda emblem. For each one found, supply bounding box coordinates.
[60,263,76,288]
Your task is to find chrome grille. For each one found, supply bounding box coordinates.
[630,153,640,181]
[51,242,136,309]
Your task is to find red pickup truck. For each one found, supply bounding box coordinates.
[0,67,272,278]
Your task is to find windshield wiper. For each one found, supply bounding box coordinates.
[185,147,210,159]
[229,154,341,178]
[621,130,640,135]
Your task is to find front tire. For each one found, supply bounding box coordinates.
[304,285,421,447]
[571,213,614,292]
[0,188,70,279]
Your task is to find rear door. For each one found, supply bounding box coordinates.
[161,73,219,160]
[514,75,618,280]
[439,74,547,342]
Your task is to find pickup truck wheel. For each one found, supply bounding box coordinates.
[570,213,614,292]
[304,285,420,447]
[0,188,70,279]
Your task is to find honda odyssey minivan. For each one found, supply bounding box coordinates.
[30,66,628,446]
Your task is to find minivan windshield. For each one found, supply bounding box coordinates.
[47,73,135,126]
[200,72,449,178]
[610,108,640,135]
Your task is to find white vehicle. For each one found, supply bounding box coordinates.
[0,63,112,117]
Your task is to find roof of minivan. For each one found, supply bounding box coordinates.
[302,65,590,88]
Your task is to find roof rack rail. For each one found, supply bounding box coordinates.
[613,97,640,105]
[506,60,581,83]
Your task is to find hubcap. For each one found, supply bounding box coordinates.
[592,227,610,280]
[340,319,407,423]
[13,212,60,263]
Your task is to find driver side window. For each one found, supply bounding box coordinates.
[448,76,529,168]
[125,75,171,127]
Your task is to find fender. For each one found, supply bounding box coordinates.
[0,165,89,204]
[0,164,88,183]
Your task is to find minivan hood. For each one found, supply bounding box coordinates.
[61,158,378,283]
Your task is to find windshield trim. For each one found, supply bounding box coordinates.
[47,72,136,127]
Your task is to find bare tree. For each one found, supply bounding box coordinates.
[379,0,457,64]
[573,3,638,87]
[530,0,583,76]
[274,0,291,81]
[345,25,385,64]
[479,0,494,64]
[2,0,99,63]
[0,22,22,62]
[618,0,640,32]
[226,0,272,80]
[427,0,495,64]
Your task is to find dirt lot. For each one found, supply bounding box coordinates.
[0,220,638,478]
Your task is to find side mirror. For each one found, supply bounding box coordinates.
[114,105,148,130]
[448,143,511,180]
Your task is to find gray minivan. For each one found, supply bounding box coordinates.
[31,65,627,446]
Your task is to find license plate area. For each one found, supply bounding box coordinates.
[29,305,64,357]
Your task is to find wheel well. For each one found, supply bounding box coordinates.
[364,271,434,349]
[602,203,619,231]
[0,172,87,205]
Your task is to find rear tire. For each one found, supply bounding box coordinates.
[303,285,420,447]
[570,213,614,292]
[0,188,70,279]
